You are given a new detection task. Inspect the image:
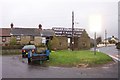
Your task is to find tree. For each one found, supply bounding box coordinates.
[96,36,102,44]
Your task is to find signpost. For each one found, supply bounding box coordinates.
[89,15,102,55]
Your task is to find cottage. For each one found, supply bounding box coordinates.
[0,23,43,46]
[10,28,42,46]
[0,28,11,46]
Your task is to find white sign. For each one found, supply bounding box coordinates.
[42,37,46,43]
[89,15,102,33]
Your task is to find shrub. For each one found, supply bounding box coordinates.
[116,42,120,49]
[2,45,23,50]
[10,37,17,45]
[2,49,21,55]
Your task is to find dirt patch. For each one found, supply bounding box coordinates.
[76,64,89,68]
[87,61,116,68]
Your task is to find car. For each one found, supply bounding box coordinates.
[22,45,37,58]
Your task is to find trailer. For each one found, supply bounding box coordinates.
[27,49,50,64]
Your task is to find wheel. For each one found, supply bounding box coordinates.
[28,58,31,64]
[40,61,43,64]
[22,55,25,58]
[22,55,24,58]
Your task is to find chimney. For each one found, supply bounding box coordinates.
[10,23,14,28]
[38,24,42,30]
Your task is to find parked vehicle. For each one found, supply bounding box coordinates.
[27,49,50,64]
[22,45,37,58]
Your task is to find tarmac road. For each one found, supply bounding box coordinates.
[2,55,118,78]
[92,45,120,62]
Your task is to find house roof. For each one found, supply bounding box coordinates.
[11,28,41,36]
[0,28,11,37]
[105,37,119,41]
[40,29,55,37]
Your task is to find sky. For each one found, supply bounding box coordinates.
[0,0,119,39]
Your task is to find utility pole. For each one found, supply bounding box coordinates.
[105,29,107,47]
[94,32,96,55]
[71,11,74,51]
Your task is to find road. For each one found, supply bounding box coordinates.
[2,46,119,78]
[93,45,120,62]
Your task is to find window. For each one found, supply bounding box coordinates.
[30,36,34,41]
[16,36,21,41]
[59,42,62,46]
[82,42,86,47]
[2,37,6,42]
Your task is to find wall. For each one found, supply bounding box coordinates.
[57,36,68,50]
[78,37,90,50]
[78,30,90,50]
[20,36,30,45]
[1,37,11,46]
[34,36,42,46]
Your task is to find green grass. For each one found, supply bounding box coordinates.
[1,49,113,67]
[48,50,113,67]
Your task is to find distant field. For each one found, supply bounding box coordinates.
[48,50,113,67]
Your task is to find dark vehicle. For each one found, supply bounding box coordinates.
[116,42,120,49]
[22,45,37,58]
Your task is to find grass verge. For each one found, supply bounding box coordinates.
[47,50,113,67]
[1,49,113,67]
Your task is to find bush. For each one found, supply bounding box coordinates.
[10,37,17,45]
[2,49,21,55]
[2,45,24,50]
[90,42,94,48]
[116,42,120,49]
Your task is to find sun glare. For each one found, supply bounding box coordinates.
[89,15,102,33]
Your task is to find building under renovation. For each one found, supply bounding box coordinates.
[52,27,90,50]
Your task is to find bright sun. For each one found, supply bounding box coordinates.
[89,15,102,33]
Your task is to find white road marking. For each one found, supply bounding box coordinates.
[102,67,109,69]
[109,55,120,62]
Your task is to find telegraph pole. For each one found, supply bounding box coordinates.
[105,29,107,46]
[94,32,96,55]
[71,11,74,51]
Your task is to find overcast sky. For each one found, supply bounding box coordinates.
[0,0,119,38]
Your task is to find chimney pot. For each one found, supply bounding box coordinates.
[10,23,14,28]
[39,24,42,30]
